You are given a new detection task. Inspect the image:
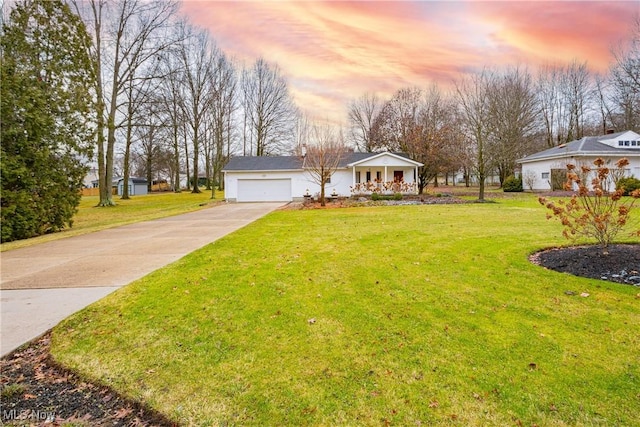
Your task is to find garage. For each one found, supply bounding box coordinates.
[237,179,292,202]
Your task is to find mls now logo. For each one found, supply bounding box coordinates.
[2,409,56,422]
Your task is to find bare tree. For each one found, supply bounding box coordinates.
[157,52,186,192]
[563,60,592,141]
[72,0,179,206]
[609,15,640,133]
[372,87,422,153]
[537,64,565,147]
[455,70,493,201]
[536,60,594,147]
[175,22,218,194]
[292,112,313,156]
[242,58,296,156]
[486,66,539,186]
[210,54,238,196]
[348,92,382,152]
[304,124,348,206]
[119,55,164,199]
[415,85,458,190]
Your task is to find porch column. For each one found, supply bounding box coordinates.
[384,166,388,183]
[352,167,356,192]
[414,166,418,193]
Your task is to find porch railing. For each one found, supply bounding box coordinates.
[350,181,418,195]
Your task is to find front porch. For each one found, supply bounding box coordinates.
[350,178,418,195]
[347,153,421,195]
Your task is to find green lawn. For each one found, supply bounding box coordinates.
[0,191,218,252]
[52,195,640,426]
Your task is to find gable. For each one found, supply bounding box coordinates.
[519,130,640,164]
[598,130,640,149]
[347,152,423,168]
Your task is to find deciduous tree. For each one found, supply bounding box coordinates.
[72,0,179,205]
[348,92,382,152]
[242,58,296,156]
[455,70,493,201]
[304,124,348,206]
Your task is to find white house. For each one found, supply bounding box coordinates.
[223,152,423,202]
[518,130,640,191]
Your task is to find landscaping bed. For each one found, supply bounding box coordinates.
[0,334,173,426]
[531,244,640,286]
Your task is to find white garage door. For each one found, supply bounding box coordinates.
[237,179,292,202]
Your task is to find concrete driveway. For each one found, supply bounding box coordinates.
[0,202,283,356]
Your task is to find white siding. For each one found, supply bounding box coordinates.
[521,156,640,191]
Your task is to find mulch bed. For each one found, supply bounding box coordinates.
[0,334,175,426]
[531,243,640,286]
[2,243,638,426]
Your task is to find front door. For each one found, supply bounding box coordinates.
[394,170,404,182]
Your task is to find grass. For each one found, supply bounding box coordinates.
[0,191,219,252]
[52,194,639,426]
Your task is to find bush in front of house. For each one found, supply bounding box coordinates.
[617,176,640,196]
[503,175,523,192]
[371,192,404,201]
[539,158,640,251]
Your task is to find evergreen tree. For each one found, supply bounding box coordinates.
[1,0,96,242]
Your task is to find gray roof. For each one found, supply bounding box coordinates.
[223,152,416,171]
[223,156,304,171]
[519,131,640,163]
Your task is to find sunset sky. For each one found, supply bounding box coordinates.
[180,1,639,123]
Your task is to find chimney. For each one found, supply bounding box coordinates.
[606,128,615,135]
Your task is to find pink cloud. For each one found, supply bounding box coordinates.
[180,0,639,122]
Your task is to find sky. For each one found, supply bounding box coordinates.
[180,1,640,123]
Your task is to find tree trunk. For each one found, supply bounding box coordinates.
[173,123,181,193]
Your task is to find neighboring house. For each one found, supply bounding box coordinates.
[83,165,99,188]
[518,130,640,191]
[223,152,423,202]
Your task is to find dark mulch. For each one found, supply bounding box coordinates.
[2,243,638,426]
[0,334,175,427]
[530,243,640,286]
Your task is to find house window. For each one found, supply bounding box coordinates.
[324,172,331,184]
[619,141,625,146]
[632,141,637,147]
[356,171,361,183]
[366,171,371,182]
[541,172,550,179]
[625,141,630,146]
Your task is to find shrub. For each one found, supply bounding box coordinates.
[523,170,537,191]
[393,193,403,201]
[371,192,380,201]
[503,175,523,192]
[539,158,640,251]
[617,176,640,196]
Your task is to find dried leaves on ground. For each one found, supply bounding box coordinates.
[0,334,174,427]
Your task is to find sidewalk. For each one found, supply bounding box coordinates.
[1,202,283,356]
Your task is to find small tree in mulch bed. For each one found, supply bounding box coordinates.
[539,158,640,253]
